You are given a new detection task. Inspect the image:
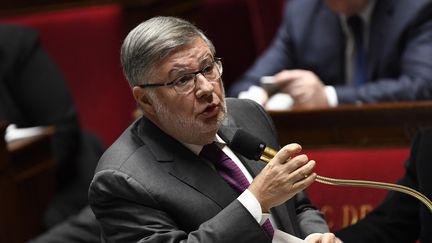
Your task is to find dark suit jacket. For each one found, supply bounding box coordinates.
[0,25,103,230]
[89,98,329,242]
[336,127,432,243]
[228,0,432,104]
[0,25,78,129]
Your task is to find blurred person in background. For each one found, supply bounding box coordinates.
[0,24,101,242]
[228,0,432,110]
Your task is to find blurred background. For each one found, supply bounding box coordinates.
[1,0,431,242]
[0,0,285,147]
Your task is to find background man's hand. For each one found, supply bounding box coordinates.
[272,69,329,108]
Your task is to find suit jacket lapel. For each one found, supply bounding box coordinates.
[318,3,346,85]
[136,117,237,209]
[298,2,345,85]
[367,0,395,80]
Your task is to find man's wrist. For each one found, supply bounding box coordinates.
[238,189,264,224]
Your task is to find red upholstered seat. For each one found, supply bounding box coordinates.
[305,147,409,231]
[0,4,136,146]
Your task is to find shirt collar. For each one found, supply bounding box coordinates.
[183,134,226,155]
[360,0,376,26]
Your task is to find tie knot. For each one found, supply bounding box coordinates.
[199,142,226,166]
[347,15,364,40]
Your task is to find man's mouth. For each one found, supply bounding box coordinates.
[200,104,220,118]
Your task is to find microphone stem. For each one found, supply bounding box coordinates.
[260,148,432,213]
[315,175,432,213]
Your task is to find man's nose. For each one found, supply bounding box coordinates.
[195,74,214,97]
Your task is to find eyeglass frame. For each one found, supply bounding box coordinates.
[135,57,222,94]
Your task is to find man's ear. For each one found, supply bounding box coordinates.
[132,86,156,117]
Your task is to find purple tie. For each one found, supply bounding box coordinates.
[199,142,274,238]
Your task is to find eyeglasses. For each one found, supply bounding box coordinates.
[136,57,223,94]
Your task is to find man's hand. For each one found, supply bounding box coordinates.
[272,69,329,108]
[305,233,343,243]
[248,143,317,213]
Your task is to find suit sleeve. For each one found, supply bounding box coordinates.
[293,191,329,237]
[89,169,270,243]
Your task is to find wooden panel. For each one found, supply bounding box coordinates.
[0,0,116,17]
[0,0,203,26]
[269,101,432,149]
[120,0,202,32]
[0,123,56,243]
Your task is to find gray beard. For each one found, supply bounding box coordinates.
[149,93,226,145]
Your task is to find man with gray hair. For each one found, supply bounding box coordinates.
[89,16,338,242]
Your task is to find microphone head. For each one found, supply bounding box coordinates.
[228,129,266,161]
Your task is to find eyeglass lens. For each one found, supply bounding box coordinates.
[174,61,221,94]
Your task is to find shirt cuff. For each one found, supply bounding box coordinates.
[238,189,266,224]
[265,93,294,110]
[238,85,268,106]
[325,85,338,107]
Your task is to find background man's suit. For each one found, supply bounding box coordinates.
[228,0,432,104]
[89,98,329,242]
[0,25,103,239]
[336,127,432,242]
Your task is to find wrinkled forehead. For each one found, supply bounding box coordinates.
[155,38,213,77]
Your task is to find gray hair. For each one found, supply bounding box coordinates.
[121,16,216,87]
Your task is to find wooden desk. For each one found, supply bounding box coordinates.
[268,101,432,149]
[0,123,56,243]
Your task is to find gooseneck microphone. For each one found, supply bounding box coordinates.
[228,129,432,212]
[228,128,276,162]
